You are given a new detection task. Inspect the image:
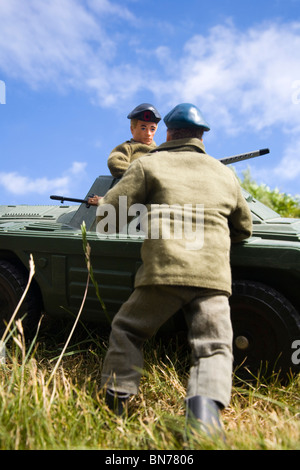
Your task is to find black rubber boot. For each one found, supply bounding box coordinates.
[185,395,224,439]
[105,389,130,416]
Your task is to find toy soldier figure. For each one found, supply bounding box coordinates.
[92,103,252,439]
[107,103,161,178]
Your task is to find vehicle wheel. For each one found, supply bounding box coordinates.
[230,280,300,377]
[0,260,41,338]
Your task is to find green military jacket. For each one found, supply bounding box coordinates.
[107,139,157,178]
[99,138,252,295]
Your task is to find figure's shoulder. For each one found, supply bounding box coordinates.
[108,140,133,157]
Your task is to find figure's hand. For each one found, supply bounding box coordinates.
[87,195,102,206]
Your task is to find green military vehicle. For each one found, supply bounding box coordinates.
[0,149,299,377]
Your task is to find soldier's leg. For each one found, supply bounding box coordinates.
[183,294,233,436]
[100,285,185,396]
[184,293,233,407]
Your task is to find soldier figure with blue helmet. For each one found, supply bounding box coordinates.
[107,103,161,178]
[92,103,252,440]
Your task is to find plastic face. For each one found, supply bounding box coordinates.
[131,120,158,145]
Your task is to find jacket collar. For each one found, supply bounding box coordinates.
[153,137,206,154]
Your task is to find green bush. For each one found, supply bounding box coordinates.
[239,169,300,218]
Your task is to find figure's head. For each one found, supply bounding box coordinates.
[130,119,158,145]
[163,103,210,141]
[127,103,161,145]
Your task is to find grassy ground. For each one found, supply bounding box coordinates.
[0,321,299,451]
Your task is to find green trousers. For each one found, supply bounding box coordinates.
[100,285,233,408]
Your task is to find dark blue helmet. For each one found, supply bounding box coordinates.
[164,103,210,131]
[127,103,161,123]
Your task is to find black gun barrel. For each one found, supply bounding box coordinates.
[219,148,270,165]
[50,149,269,206]
[50,195,89,205]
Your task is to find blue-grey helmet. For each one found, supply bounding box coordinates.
[127,103,161,123]
[163,103,210,131]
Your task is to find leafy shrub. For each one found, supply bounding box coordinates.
[239,169,300,218]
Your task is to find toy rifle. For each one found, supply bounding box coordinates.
[50,148,270,207]
[219,148,269,165]
[50,194,93,207]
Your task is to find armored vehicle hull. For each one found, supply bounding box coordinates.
[0,175,299,377]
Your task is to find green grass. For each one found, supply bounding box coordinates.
[0,232,298,451]
[0,323,299,450]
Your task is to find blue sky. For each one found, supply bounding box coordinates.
[0,0,300,205]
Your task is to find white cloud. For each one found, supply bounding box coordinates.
[273,139,300,181]
[236,136,300,193]
[0,0,102,84]
[2,1,300,126]
[149,22,300,135]
[0,0,139,103]
[86,0,135,21]
[69,162,87,176]
[0,162,87,196]
[148,21,300,190]
[1,1,300,191]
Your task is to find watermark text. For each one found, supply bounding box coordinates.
[292,80,300,104]
[291,339,300,365]
[96,196,205,250]
[0,80,6,104]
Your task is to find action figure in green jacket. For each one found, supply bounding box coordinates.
[90,103,252,440]
[107,103,161,178]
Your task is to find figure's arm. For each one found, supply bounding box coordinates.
[107,143,132,178]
